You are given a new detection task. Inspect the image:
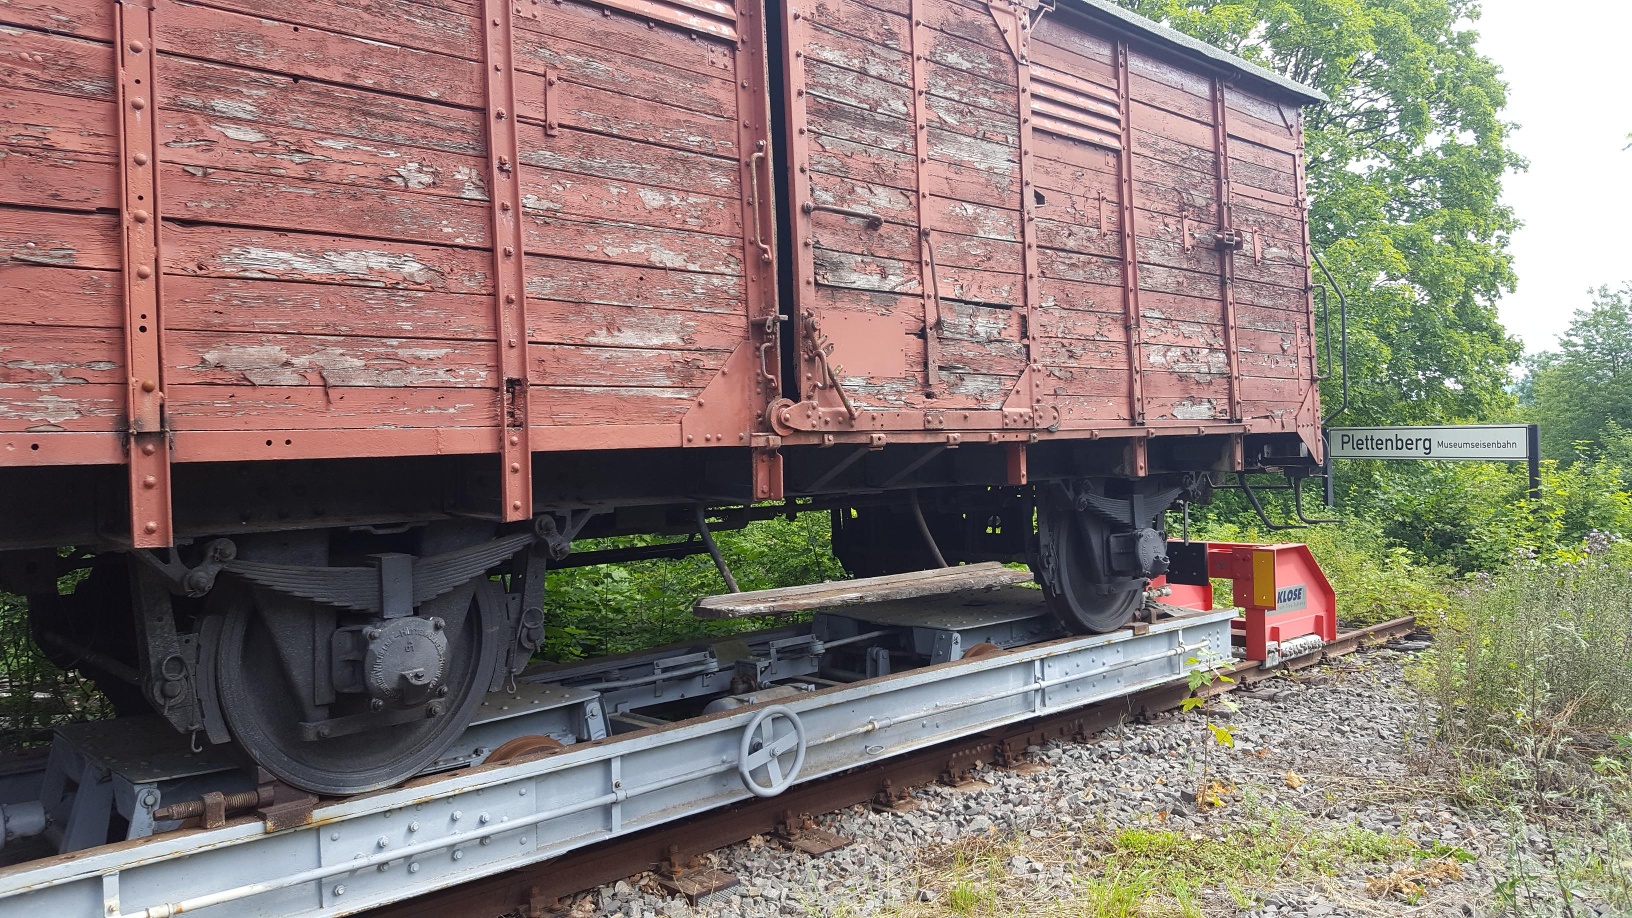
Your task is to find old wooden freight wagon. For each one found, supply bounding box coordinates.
[0,0,1327,791]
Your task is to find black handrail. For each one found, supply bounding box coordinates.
[1311,250,1350,424]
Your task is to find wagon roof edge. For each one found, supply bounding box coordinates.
[1057,0,1330,105]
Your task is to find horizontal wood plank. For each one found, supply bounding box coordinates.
[0,325,123,385]
[164,223,493,293]
[0,207,120,270]
[160,0,481,107]
[526,299,746,350]
[529,343,732,388]
[167,331,496,388]
[523,254,744,313]
[0,266,122,329]
[167,275,496,339]
[0,383,123,432]
[169,384,500,429]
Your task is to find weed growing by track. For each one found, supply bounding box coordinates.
[883,809,1456,917]
[1416,536,1632,916]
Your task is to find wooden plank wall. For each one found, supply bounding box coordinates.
[793,0,1027,412]
[1222,83,1312,425]
[0,0,756,457]
[1026,16,1310,428]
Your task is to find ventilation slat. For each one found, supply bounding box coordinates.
[1030,64,1122,151]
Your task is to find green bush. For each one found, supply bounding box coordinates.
[541,511,846,659]
[0,591,112,752]
[1366,459,1632,573]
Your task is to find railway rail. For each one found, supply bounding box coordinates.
[365,616,1419,918]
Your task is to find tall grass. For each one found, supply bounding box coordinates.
[1425,538,1632,751]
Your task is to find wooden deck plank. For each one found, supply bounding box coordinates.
[694,562,1033,619]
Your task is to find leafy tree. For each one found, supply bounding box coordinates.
[1527,284,1632,461]
[1113,0,1525,425]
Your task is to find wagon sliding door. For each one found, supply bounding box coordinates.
[1026,14,1318,436]
[775,0,1037,435]
[514,0,778,463]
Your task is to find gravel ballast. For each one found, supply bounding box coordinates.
[560,648,1624,917]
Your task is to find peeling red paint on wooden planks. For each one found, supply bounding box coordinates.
[167,385,501,430]
[528,386,698,426]
[0,146,118,211]
[0,325,123,385]
[158,110,491,205]
[807,135,1016,209]
[519,127,740,200]
[157,55,485,156]
[519,213,744,277]
[0,24,115,101]
[510,23,738,121]
[167,331,497,388]
[526,300,746,350]
[513,0,735,80]
[164,223,493,293]
[0,266,123,329]
[161,164,492,248]
[521,165,743,237]
[0,0,115,39]
[158,0,483,107]
[0,383,125,432]
[0,87,117,155]
[522,256,744,314]
[177,0,483,61]
[166,276,497,340]
[0,207,121,269]
[530,343,733,389]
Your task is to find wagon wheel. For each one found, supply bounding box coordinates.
[209,577,499,795]
[1032,489,1144,635]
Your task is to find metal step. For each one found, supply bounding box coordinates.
[693,562,1033,619]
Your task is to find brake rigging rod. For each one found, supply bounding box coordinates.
[695,504,741,593]
[909,489,949,569]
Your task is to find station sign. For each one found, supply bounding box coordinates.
[1326,423,1540,497]
[1327,425,1532,461]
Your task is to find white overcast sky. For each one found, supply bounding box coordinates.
[1474,0,1632,354]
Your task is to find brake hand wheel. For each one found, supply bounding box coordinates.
[737,705,807,798]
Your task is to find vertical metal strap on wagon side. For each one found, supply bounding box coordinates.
[1211,77,1243,423]
[734,0,783,499]
[783,3,818,405]
[481,0,533,521]
[115,0,173,548]
[1113,42,1145,426]
[1293,107,1321,454]
[1012,2,1041,422]
[908,0,942,396]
